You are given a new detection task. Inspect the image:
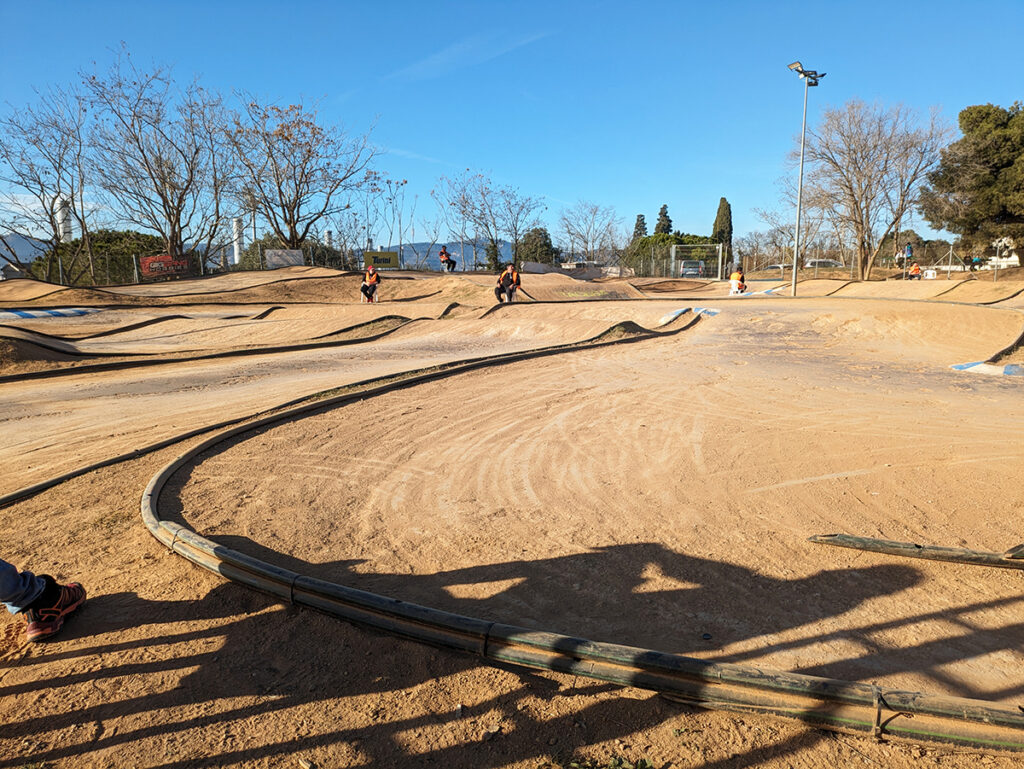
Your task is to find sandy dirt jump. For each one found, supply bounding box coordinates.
[2,267,1024,769]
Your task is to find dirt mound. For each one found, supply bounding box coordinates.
[630,278,709,293]
[800,300,1023,363]
[0,278,69,302]
[830,280,957,300]
[786,278,847,296]
[0,335,79,367]
[938,280,1024,304]
[460,272,646,302]
[104,266,342,296]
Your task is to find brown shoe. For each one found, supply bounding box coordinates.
[25,581,86,642]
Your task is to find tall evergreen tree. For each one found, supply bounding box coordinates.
[631,214,648,243]
[654,204,672,234]
[711,197,734,266]
[919,102,1024,249]
[517,226,560,264]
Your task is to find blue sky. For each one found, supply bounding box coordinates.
[1,0,1021,242]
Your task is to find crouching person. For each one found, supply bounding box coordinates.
[494,263,521,303]
[361,264,381,302]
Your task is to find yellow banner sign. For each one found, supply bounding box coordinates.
[364,251,399,269]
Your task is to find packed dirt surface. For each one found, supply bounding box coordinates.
[2,266,1023,769]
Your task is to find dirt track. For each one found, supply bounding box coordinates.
[2,267,1023,769]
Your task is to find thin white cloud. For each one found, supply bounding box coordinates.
[332,88,360,104]
[384,31,550,83]
[383,147,449,166]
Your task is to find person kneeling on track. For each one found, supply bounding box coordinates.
[361,264,381,302]
[494,263,521,303]
[908,262,922,280]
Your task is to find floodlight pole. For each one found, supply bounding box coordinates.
[791,73,810,298]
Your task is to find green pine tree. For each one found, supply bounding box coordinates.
[654,205,672,234]
[711,197,734,267]
[517,227,560,264]
[631,214,648,243]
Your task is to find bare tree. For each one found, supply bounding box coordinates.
[0,84,97,284]
[229,96,374,251]
[377,177,415,265]
[85,52,234,272]
[799,100,949,279]
[733,232,767,271]
[756,194,827,267]
[432,175,479,270]
[404,209,444,270]
[438,171,502,269]
[498,185,545,264]
[329,206,365,269]
[437,170,544,269]
[558,200,620,262]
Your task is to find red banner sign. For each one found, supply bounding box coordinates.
[139,254,192,280]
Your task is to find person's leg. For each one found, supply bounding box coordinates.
[2,558,85,641]
[1,559,45,614]
[494,286,503,303]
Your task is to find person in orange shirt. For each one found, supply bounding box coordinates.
[908,262,922,280]
[729,267,746,294]
[439,246,457,272]
[361,264,381,301]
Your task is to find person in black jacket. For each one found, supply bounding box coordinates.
[494,264,521,303]
[439,246,457,272]
[361,264,381,301]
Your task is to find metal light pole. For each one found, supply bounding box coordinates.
[787,62,825,297]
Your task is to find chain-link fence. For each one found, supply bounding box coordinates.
[623,243,724,279]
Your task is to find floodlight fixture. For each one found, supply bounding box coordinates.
[788,61,803,72]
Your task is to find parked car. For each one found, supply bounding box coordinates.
[804,259,843,269]
[680,260,705,278]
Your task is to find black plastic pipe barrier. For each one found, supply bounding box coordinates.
[137,312,1024,753]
